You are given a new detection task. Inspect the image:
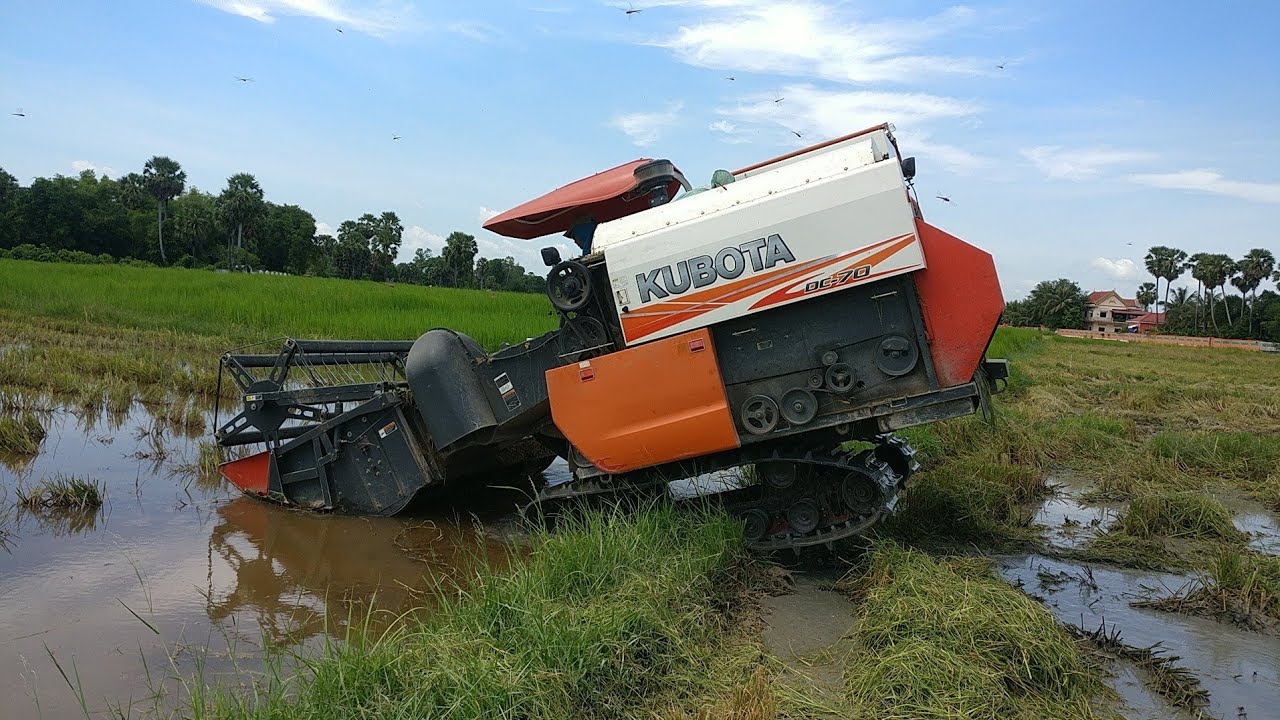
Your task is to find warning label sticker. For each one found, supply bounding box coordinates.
[494,372,521,411]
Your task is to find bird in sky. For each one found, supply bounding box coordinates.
[336,26,344,33]
[235,77,253,83]
[790,130,803,139]
[996,61,1006,70]
[936,192,952,203]
[392,135,402,141]
[11,108,24,117]
[624,2,642,15]
[773,92,785,104]
[725,76,735,81]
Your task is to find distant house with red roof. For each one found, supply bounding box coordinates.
[1085,290,1146,334]
[1129,312,1166,333]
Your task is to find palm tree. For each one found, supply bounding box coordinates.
[1236,248,1276,332]
[1194,255,1219,334]
[1220,257,1240,327]
[1186,253,1205,332]
[1143,246,1187,311]
[1136,282,1157,311]
[218,173,265,270]
[1167,286,1190,308]
[1198,254,1235,331]
[142,156,186,264]
[1027,278,1086,329]
[1143,247,1165,309]
[1163,247,1187,310]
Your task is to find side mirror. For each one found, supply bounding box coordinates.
[541,246,562,267]
[900,156,916,181]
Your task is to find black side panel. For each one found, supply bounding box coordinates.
[406,330,498,448]
[406,328,566,453]
[272,402,436,516]
[476,330,562,433]
[711,275,935,440]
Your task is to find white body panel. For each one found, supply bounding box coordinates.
[594,133,925,346]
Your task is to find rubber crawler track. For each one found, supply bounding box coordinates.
[529,436,918,552]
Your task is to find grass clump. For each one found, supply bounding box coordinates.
[1203,545,1274,614]
[17,474,104,511]
[1134,548,1280,632]
[1066,531,1182,571]
[201,506,747,720]
[882,454,1045,545]
[840,542,1103,719]
[1150,431,1280,482]
[1115,491,1242,541]
[1205,548,1280,617]
[0,412,47,454]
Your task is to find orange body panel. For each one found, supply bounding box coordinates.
[220,450,273,496]
[913,219,1005,387]
[546,329,741,473]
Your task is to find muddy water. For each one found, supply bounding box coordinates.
[1010,476,1280,720]
[0,405,526,719]
[999,555,1280,719]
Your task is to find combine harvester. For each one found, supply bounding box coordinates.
[214,124,1008,551]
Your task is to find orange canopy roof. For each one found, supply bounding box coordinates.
[483,159,686,240]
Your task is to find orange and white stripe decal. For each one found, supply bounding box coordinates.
[749,233,918,311]
[620,233,921,342]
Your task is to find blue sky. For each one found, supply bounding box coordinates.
[2,0,1277,298]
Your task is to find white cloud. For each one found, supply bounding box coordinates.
[446,20,500,42]
[1091,257,1140,281]
[716,84,983,171]
[197,0,411,36]
[478,206,501,223]
[909,135,990,175]
[71,160,115,177]
[611,102,683,147]
[397,225,445,262]
[1022,145,1155,181]
[708,119,750,144]
[720,85,979,135]
[315,221,337,237]
[1128,169,1280,204]
[655,1,988,85]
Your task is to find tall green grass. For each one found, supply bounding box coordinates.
[0,411,46,454]
[984,326,1046,360]
[197,506,745,720]
[0,259,557,348]
[1150,431,1280,482]
[840,543,1103,719]
[1115,491,1241,540]
[17,473,104,510]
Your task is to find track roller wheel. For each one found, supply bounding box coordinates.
[786,498,821,534]
[841,472,879,512]
[741,508,772,543]
[759,462,796,489]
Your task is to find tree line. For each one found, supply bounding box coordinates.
[0,158,546,293]
[1140,245,1277,338]
[1003,245,1280,342]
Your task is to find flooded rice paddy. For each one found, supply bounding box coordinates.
[0,403,530,719]
[2,403,1278,719]
[1007,475,1280,719]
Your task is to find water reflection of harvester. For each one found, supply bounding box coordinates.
[206,497,512,645]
